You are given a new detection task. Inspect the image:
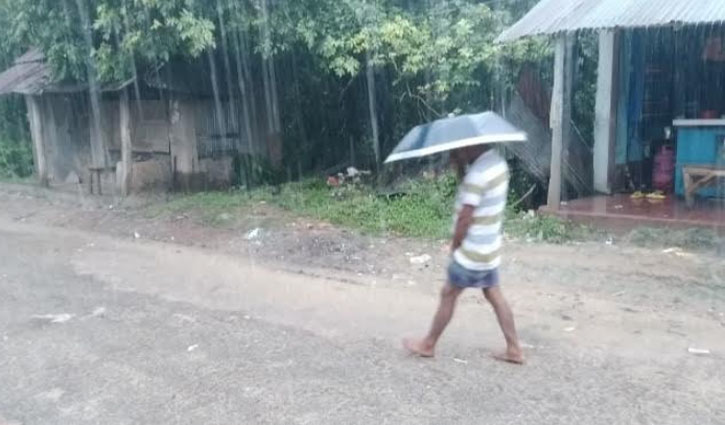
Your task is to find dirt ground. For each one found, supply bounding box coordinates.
[2,183,725,312]
[1,182,725,424]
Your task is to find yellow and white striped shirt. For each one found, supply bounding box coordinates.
[452,150,509,271]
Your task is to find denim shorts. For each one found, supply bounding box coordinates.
[447,260,499,289]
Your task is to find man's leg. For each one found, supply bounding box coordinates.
[403,283,463,357]
[483,286,524,364]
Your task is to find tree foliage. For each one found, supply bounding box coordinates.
[0,0,31,145]
[0,0,567,180]
[3,0,548,93]
[251,0,551,170]
[7,0,216,82]
[262,0,549,114]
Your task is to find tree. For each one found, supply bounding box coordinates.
[9,0,216,83]
[0,0,31,145]
[257,0,550,166]
[0,0,555,176]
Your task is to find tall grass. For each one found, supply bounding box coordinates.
[156,173,589,243]
[260,176,458,238]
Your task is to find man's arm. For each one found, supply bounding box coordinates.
[451,204,475,253]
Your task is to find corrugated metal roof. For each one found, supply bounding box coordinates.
[0,49,134,96]
[497,0,725,42]
[14,49,45,65]
[0,49,53,95]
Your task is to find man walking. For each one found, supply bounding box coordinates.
[404,144,524,364]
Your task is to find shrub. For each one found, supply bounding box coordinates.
[0,139,33,179]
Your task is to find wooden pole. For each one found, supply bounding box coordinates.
[548,34,574,210]
[119,89,133,196]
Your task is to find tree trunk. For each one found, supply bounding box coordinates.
[25,95,48,186]
[366,54,381,167]
[119,89,133,196]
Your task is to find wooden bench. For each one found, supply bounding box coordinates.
[88,166,117,195]
[683,164,725,207]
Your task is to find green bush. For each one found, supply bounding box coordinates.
[505,210,587,244]
[255,174,458,238]
[0,139,33,179]
[157,172,589,244]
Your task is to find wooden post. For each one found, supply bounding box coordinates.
[24,95,49,187]
[593,30,619,194]
[548,34,575,210]
[119,89,133,196]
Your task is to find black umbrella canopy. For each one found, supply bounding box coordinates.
[384,111,526,164]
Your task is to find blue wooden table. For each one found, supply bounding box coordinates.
[673,120,725,203]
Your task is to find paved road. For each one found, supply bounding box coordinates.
[1,218,724,425]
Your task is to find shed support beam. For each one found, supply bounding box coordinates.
[593,30,619,194]
[25,95,48,187]
[548,34,575,210]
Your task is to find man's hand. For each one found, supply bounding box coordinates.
[451,205,475,254]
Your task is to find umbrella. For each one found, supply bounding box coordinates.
[384,111,526,164]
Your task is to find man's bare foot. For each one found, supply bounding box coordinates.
[403,338,435,358]
[492,349,525,365]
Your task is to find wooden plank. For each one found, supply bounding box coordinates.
[593,30,619,194]
[169,99,199,181]
[685,165,725,174]
[683,164,725,207]
[673,119,725,127]
[683,167,694,207]
[547,34,574,210]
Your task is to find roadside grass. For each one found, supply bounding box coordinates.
[150,177,457,238]
[625,226,723,251]
[149,176,592,243]
[0,175,33,184]
[144,191,253,226]
[504,211,598,244]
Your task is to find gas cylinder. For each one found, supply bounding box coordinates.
[652,145,675,192]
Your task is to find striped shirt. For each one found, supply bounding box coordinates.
[452,149,509,271]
